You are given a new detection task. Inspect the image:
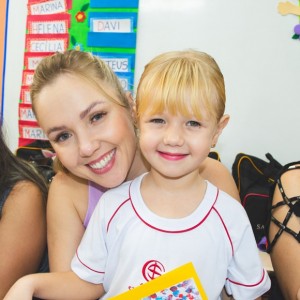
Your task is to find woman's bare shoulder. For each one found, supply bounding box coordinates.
[50,171,88,192]
[48,171,89,221]
[50,171,88,188]
[201,157,240,200]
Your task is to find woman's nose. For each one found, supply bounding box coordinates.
[78,135,98,157]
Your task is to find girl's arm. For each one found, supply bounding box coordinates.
[269,167,300,300]
[0,182,46,299]
[47,171,89,271]
[4,271,104,300]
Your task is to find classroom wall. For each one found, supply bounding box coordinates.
[3,0,300,170]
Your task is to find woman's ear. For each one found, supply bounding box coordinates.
[211,114,230,147]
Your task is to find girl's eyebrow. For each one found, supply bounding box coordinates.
[80,101,104,120]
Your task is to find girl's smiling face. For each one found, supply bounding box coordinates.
[35,73,137,188]
[138,108,223,179]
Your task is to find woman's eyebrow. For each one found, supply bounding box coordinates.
[47,125,67,136]
[47,101,105,136]
[80,101,104,120]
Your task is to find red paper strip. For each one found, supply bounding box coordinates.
[22,70,35,86]
[19,104,37,122]
[24,52,53,70]
[26,34,69,53]
[19,124,48,141]
[27,14,71,34]
[27,0,71,9]
[20,86,32,104]
[27,0,68,15]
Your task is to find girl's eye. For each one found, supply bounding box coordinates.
[54,132,72,143]
[149,118,165,124]
[91,112,107,123]
[187,120,201,127]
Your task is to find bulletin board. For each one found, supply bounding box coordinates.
[16,0,139,147]
[3,0,300,169]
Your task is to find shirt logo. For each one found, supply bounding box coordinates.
[142,260,165,281]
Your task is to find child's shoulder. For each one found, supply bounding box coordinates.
[102,174,144,201]
[207,181,246,214]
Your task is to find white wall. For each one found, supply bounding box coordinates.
[3,0,27,149]
[3,0,300,170]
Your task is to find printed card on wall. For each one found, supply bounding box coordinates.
[27,0,70,15]
[108,263,208,300]
[27,14,70,34]
[19,104,37,123]
[24,52,53,70]
[95,53,135,72]
[26,34,69,52]
[20,86,32,104]
[19,124,48,142]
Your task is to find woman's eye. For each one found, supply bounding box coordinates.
[54,132,71,143]
[91,112,106,123]
[187,120,201,127]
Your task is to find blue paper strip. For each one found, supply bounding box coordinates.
[90,0,139,9]
[88,32,136,48]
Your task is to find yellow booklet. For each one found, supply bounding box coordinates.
[108,262,208,300]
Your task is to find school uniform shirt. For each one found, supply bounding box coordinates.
[71,173,271,299]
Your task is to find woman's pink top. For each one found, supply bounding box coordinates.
[83,181,106,228]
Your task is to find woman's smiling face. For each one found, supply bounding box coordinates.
[35,73,137,188]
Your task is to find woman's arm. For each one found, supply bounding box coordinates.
[47,171,89,271]
[200,157,240,201]
[4,271,104,300]
[0,181,47,299]
[269,167,300,300]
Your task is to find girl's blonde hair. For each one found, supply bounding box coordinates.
[136,50,226,124]
[30,50,130,115]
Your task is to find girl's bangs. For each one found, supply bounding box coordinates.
[138,71,215,120]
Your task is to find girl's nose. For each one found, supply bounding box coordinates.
[163,126,184,146]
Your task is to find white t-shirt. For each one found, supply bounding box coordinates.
[72,173,270,299]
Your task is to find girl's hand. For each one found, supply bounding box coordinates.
[3,276,34,300]
[4,271,105,300]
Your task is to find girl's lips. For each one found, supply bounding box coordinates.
[158,151,187,161]
[88,149,116,171]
